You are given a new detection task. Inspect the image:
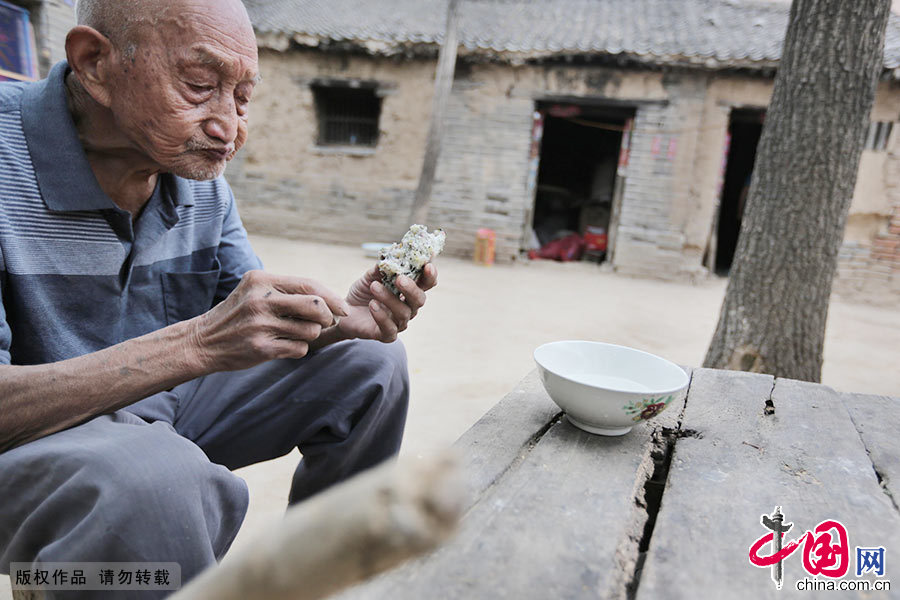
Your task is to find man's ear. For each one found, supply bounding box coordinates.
[65,26,116,108]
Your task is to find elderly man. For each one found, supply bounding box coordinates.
[0,0,435,593]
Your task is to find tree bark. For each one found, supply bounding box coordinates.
[408,0,461,226]
[704,0,891,382]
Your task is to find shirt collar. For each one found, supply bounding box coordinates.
[20,61,194,212]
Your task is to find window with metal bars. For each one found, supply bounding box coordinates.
[865,121,893,151]
[312,84,382,147]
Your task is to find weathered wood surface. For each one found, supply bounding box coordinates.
[452,370,563,509]
[337,370,690,599]
[842,392,900,510]
[637,369,900,599]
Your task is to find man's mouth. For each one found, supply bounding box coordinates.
[200,148,232,161]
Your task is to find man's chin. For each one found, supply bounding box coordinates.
[170,160,227,181]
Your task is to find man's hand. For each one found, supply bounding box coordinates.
[338,263,438,343]
[191,270,351,371]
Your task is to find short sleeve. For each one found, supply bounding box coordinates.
[214,183,263,304]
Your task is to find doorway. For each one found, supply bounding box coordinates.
[715,108,765,273]
[530,102,634,262]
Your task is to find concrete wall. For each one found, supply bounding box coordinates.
[228,47,900,298]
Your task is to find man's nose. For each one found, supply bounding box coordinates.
[202,94,239,145]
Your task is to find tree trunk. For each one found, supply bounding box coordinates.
[408,0,461,226]
[703,0,891,382]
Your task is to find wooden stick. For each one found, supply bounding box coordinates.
[170,452,464,600]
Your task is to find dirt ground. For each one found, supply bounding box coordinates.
[2,235,897,596]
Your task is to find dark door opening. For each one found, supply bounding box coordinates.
[531,102,634,262]
[716,108,765,274]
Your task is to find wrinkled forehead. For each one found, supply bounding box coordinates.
[141,1,258,72]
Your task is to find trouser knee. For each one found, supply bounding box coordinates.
[0,418,248,583]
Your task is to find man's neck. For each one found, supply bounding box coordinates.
[64,71,160,217]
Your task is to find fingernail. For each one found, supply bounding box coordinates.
[337,302,350,317]
[370,300,380,311]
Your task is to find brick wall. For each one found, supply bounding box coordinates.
[835,203,900,299]
[611,103,693,279]
[225,49,437,248]
[604,75,710,280]
[426,79,535,261]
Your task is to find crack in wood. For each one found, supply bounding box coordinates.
[463,411,565,519]
[624,426,677,600]
[623,369,697,600]
[871,461,899,513]
[764,378,777,415]
[841,396,899,516]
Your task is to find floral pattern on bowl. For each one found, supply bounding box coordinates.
[623,395,676,422]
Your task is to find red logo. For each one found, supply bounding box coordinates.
[749,507,850,589]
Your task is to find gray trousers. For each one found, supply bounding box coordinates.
[0,339,409,597]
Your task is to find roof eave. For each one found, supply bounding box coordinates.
[253,30,900,80]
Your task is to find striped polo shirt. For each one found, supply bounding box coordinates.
[0,61,262,366]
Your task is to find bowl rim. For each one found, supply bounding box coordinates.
[533,340,689,396]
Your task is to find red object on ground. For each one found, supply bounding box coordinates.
[536,233,585,262]
[583,226,608,252]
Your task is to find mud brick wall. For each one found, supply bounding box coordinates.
[835,202,900,301]
[426,78,536,262]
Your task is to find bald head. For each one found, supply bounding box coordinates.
[75,0,144,53]
[75,0,253,56]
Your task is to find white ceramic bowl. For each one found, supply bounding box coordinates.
[533,341,689,436]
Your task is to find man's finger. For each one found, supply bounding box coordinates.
[370,281,412,325]
[271,316,323,341]
[417,263,438,291]
[394,275,426,313]
[268,274,351,317]
[271,339,310,360]
[269,294,336,328]
[369,300,399,342]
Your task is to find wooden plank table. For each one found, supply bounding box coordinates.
[338,368,900,599]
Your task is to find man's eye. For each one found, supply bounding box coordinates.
[188,83,214,93]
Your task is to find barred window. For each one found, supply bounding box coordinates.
[865,121,893,151]
[312,84,382,147]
